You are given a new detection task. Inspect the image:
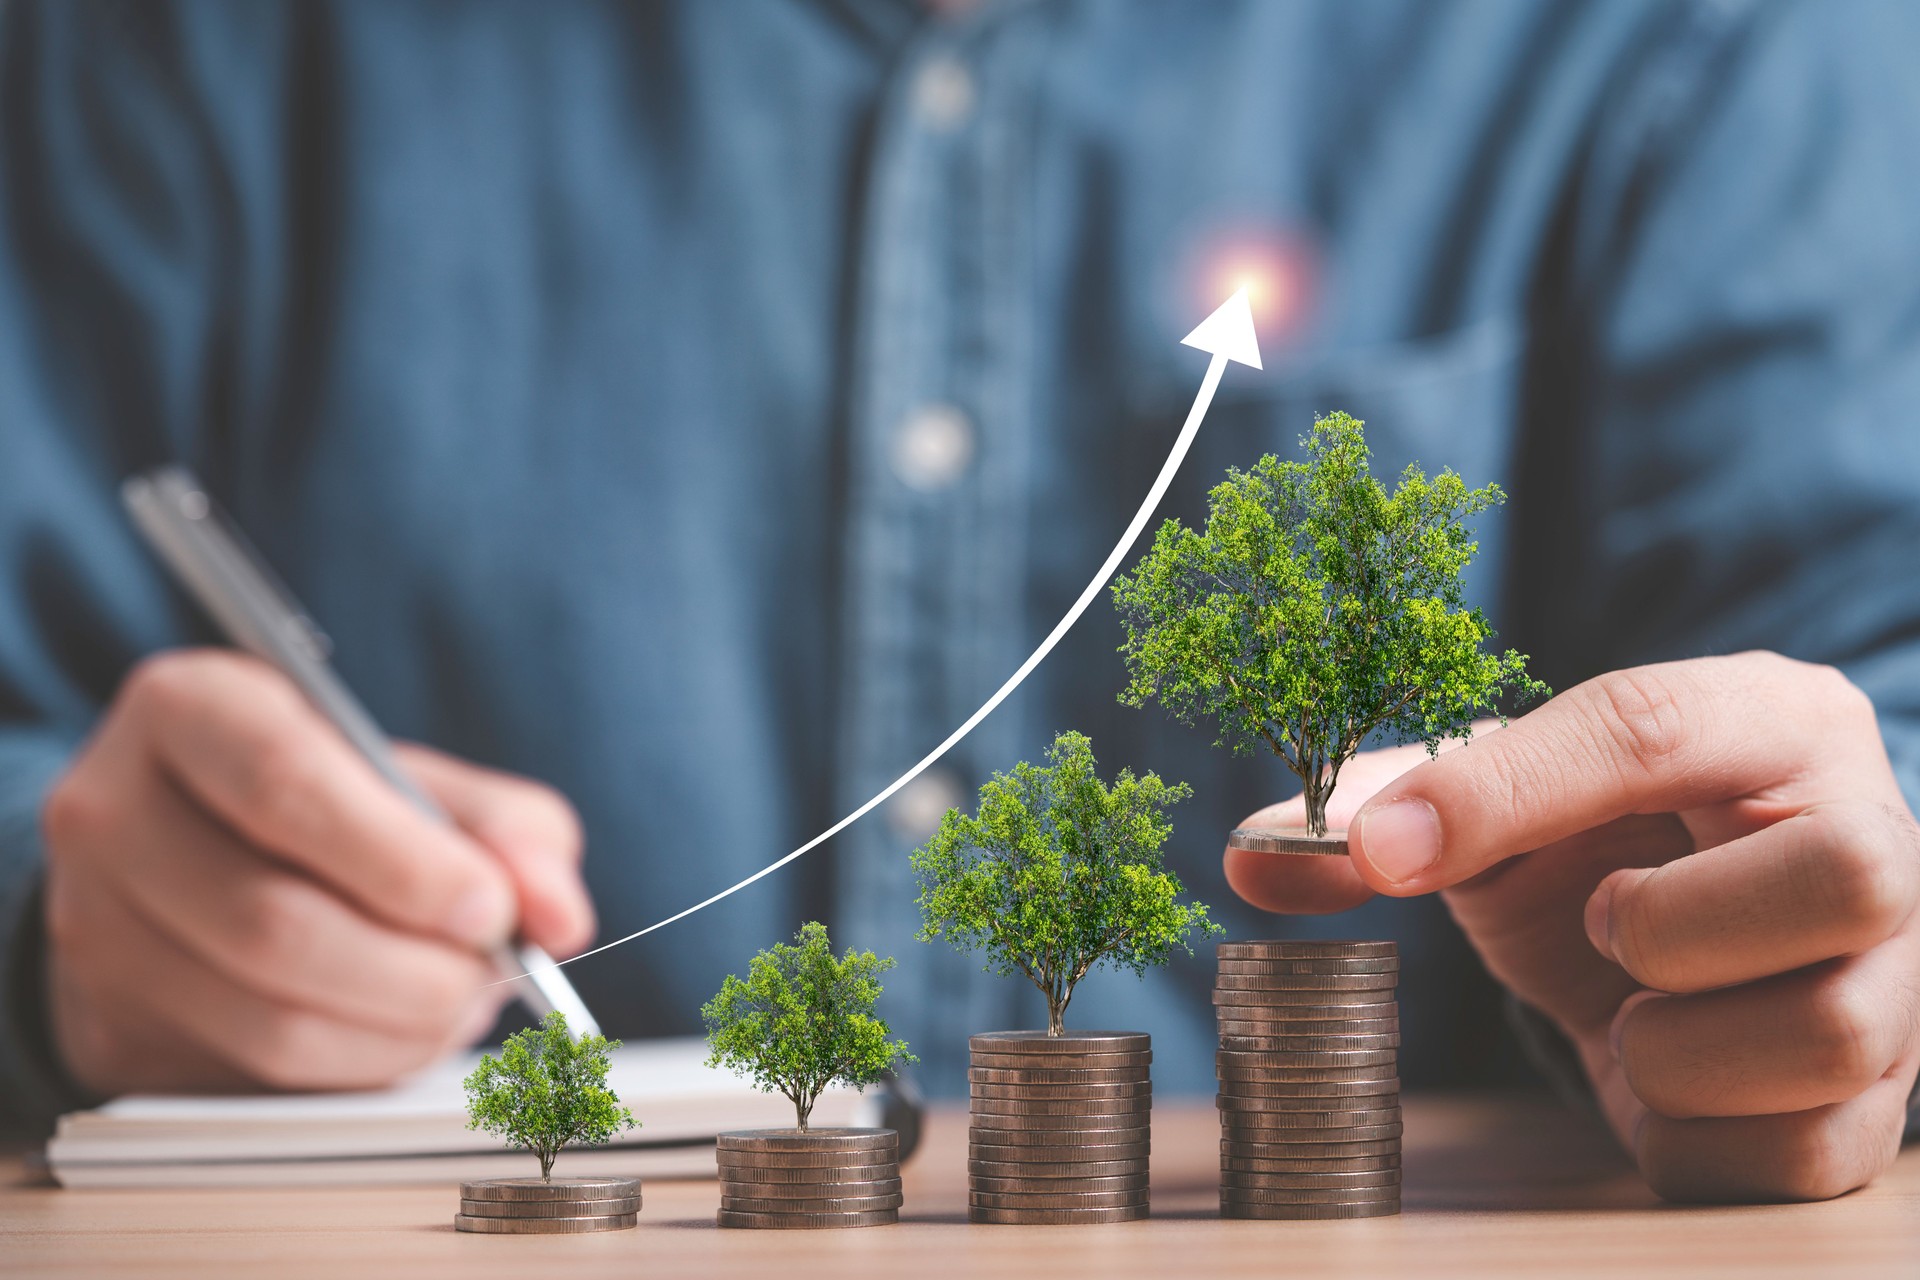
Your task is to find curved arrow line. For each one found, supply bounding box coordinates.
[498,351,1235,984]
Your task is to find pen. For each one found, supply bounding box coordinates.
[120,466,602,1039]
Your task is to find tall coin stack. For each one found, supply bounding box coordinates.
[454,1176,642,1233]
[967,1030,1152,1224]
[715,1128,901,1229]
[1215,940,1401,1219]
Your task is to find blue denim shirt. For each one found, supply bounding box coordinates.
[3,0,1919,1136]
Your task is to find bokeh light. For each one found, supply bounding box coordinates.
[1177,222,1320,351]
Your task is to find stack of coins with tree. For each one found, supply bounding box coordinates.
[1114,410,1546,1218]
[459,1012,640,1233]
[1212,939,1402,1218]
[703,921,915,1229]
[913,731,1219,1224]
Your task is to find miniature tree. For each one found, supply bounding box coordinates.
[702,921,916,1132]
[462,1011,636,1182]
[911,730,1220,1036]
[1112,411,1548,837]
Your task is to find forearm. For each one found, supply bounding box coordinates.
[0,729,98,1138]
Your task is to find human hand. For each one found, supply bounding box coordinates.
[1226,652,1920,1202]
[41,650,595,1096]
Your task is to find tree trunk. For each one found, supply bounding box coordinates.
[1304,783,1328,837]
[795,1095,813,1132]
[539,1147,556,1183]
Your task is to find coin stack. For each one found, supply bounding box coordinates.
[967,1030,1152,1224]
[454,1176,642,1233]
[1215,940,1401,1220]
[715,1128,901,1229]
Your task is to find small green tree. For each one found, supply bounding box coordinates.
[1112,411,1548,837]
[911,731,1220,1037]
[702,921,916,1132]
[462,1011,636,1182]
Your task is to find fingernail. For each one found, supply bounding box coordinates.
[1585,879,1618,962]
[446,882,514,947]
[1356,799,1441,886]
[1610,990,1661,1061]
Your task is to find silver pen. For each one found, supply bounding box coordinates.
[121,466,601,1038]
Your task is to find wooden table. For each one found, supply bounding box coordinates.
[5,1096,1916,1279]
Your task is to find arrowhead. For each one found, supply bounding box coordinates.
[1181,286,1263,370]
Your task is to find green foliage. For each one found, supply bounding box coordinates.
[1112,410,1548,835]
[702,921,916,1131]
[462,1011,636,1182]
[911,731,1221,1036]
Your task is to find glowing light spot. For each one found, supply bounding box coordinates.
[1175,223,1320,350]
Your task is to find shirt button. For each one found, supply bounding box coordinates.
[914,55,975,131]
[891,403,976,491]
[888,767,968,843]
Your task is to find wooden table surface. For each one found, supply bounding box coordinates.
[5,1095,1916,1279]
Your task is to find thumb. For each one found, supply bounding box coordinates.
[394,744,597,956]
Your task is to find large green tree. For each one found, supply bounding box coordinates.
[702,921,916,1132]
[1112,411,1547,837]
[912,731,1219,1036]
[462,1011,636,1182]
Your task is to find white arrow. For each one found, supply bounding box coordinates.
[510,287,1262,980]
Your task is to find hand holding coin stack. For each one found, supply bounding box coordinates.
[715,1128,902,1229]
[1214,923,1401,1219]
[968,1030,1152,1224]
[454,1176,642,1233]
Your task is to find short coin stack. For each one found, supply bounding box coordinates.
[715,1128,901,1229]
[1215,940,1401,1219]
[454,1176,641,1233]
[968,1030,1151,1224]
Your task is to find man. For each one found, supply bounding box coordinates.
[1,0,1915,1203]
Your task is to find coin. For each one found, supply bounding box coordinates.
[1218,1033,1401,1054]
[714,1160,898,1184]
[1221,1189,1405,1205]
[1214,988,1395,1008]
[1222,1199,1400,1220]
[717,1128,897,1153]
[971,1081,1152,1100]
[968,1204,1148,1225]
[716,1208,899,1229]
[715,1149,899,1171]
[1214,974,1398,994]
[1215,1001,1400,1023]
[969,1066,1150,1086]
[459,1176,643,1202]
[971,1031,1151,1053]
[1217,1022,1399,1044]
[971,1114,1151,1136]
[1225,829,1349,856]
[969,1189,1149,1210]
[1223,1124,1404,1146]
[719,1177,903,1201]
[970,1094,1151,1116]
[459,1196,641,1218]
[1216,1047,1397,1068]
[454,1212,637,1233]
[1215,1106,1401,1128]
[722,1192,904,1214]
[1221,1152,1400,1174]
[967,1158,1149,1179]
[1216,1064,1398,1086]
[968,1173,1149,1194]
[1217,1093,1398,1115]
[970,1137,1151,1160]
[1218,940,1399,959]
[970,1052,1154,1072]
[1216,957,1400,975]
[1220,1169,1401,1190]
[1215,1076,1401,1098]
[1220,1138,1402,1160]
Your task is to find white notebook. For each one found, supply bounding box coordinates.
[44,1036,894,1188]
